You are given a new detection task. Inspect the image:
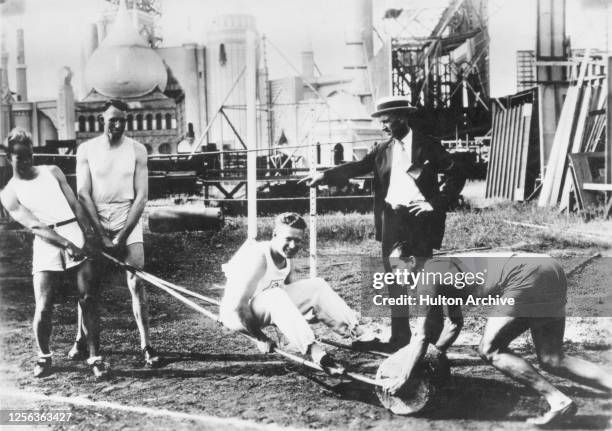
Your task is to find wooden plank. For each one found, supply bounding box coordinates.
[569,152,605,207]
[585,82,607,152]
[537,85,547,177]
[516,103,533,200]
[496,107,509,197]
[568,158,584,210]
[550,85,584,204]
[507,106,522,200]
[539,52,592,206]
[489,106,505,198]
[489,106,504,197]
[500,108,516,198]
[485,104,500,197]
[538,84,580,206]
[497,107,511,198]
[582,183,612,191]
[560,84,592,207]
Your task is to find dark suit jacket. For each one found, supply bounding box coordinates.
[322,129,465,249]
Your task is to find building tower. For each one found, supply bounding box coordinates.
[205,14,259,150]
[15,28,27,102]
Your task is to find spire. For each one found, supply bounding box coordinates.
[84,0,167,99]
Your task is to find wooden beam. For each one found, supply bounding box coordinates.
[582,182,612,191]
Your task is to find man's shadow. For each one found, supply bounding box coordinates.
[296,373,610,429]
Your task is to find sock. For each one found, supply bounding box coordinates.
[87,356,103,365]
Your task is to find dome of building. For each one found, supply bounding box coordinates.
[85,0,167,99]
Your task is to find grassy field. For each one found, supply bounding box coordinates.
[205,201,612,252]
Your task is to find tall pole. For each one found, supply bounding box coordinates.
[607,3,612,189]
[246,30,257,239]
[16,29,27,102]
[309,141,317,278]
[607,56,612,188]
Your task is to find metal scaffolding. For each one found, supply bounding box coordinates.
[383,0,490,138]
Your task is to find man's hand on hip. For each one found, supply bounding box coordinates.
[405,201,434,216]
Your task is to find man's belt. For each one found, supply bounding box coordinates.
[48,218,77,229]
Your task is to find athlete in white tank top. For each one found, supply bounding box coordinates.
[79,135,136,205]
[10,165,77,225]
[0,128,109,379]
[74,101,160,368]
[255,241,291,295]
[220,213,368,376]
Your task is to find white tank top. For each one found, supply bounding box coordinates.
[222,240,291,305]
[10,166,76,225]
[255,241,291,295]
[79,135,137,204]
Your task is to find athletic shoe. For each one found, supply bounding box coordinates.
[526,402,577,428]
[33,357,52,378]
[90,359,111,380]
[317,353,346,377]
[143,345,161,368]
[67,341,89,361]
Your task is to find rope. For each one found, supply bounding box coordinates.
[99,252,382,387]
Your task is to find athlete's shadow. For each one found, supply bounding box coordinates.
[292,368,382,407]
[106,349,303,379]
[107,349,286,365]
[426,375,610,429]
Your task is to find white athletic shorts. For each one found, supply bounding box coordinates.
[96,201,143,245]
[32,221,86,273]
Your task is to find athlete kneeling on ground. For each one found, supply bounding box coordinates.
[378,252,612,427]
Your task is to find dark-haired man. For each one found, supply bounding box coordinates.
[75,99,161,367]
[0,127,109,379]
[220,212,373,374]
[301,96,466,351]
[379,252,612,426]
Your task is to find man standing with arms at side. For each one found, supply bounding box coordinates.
[74,99,160,367]
[300,96,465,352]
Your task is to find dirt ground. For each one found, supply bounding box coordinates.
[0,228,611,431]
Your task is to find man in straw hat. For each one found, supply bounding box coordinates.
[379,252,612,426]
[300,96,465,352]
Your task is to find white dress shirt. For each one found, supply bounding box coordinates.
[385,132,425,208]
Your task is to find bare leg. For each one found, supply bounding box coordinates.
[76,261,100,358]
[125,242,151,350]
[385,249,423,346]
[435,305,463,352]
[73,303,85,345]
[32,272,56,355]
[479,316,574,423]
[532,317,612,392]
